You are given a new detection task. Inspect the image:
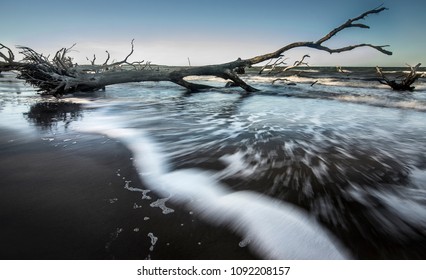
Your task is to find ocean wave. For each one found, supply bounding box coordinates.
[76,114,350,259]
[335,95,426,111]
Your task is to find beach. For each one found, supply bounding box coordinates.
[0,127,256,259]
[1,69,426,260]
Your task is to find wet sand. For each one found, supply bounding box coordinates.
[0,128,257,260]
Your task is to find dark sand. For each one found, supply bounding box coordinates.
[0,128,257,260]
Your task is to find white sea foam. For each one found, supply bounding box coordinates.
[336,95,426,111]
[76,115,349,259]
[61,97,94,104]
[149,197,175,214]
[345,180,426,239]
[148,232,158,252]
[217,151,258,179]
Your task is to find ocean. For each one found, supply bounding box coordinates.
[1,67,425,259]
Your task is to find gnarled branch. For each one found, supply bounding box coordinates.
[258,56,288,75]
[246,6,391,67]
[376,63,422,91]
[315,5,387,45]
[0,43,15,63]
[281,55,310,73]
[86,54,96,65]
[103,51,111,66]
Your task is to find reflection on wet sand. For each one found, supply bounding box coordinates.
[24,102,83,129]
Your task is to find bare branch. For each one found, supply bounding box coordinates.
[172,78,216,92]
[266,57,288,74]
[376,64,422,91]
[86,54,96,65]
[105,39,135,68]
[281,55,310,73]
[103,50,111,65]
[0,43,15,63]
[315,6,387,45]
[224,69,258,92]
[258,58,274,74]
[311,43,392,56]
[258,56,287,75]
[247,6,391,66]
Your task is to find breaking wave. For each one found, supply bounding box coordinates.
[77,114,349,259]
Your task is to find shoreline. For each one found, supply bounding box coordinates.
[0,127,257,260]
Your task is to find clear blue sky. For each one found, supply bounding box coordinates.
[1,0,425,66]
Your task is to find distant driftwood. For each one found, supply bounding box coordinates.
[0,6,392,97]
[376,63,422,91]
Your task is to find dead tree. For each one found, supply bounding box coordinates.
[271,55,311,84]
[258,56,288,75]
[0,6,392,96]
[0,43,22,73]
[376,63,422,91]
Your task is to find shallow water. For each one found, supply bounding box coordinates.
[1,68,425,259]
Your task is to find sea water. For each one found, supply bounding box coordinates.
[1,68,425,259]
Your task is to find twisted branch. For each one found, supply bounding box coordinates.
[315,5,386,45]
[281,55,310,73]
[246,6,391,67]
[376,63,422,91]
[0,43,15,63]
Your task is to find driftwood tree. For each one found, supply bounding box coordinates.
[376,63,423,91]
[0,7,392,97]
[259,54,310,76]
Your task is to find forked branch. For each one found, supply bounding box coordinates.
[0,43,15,63]
[246,6,391,66]
[281,55,310,73]
[376,63,422,91]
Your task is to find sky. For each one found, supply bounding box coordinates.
[1,0,425,66]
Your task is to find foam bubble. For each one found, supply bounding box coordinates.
[150,198,175,215]
[148,232,158,252]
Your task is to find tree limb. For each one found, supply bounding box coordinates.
[376,63,421,91]
[224,69,258,92]
[315,5,387,45]
[103,51,111,66]
[0,43,15,63]
[281,55,310,73]
[104,39,135,68]
[246,6,391,66]
[86,54,96,65]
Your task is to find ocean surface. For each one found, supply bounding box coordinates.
[1,67,425,259]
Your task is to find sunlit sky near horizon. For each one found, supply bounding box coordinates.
[1,0,425,66]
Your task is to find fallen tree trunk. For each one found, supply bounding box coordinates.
[376,63,422,91]
[0,6,392,96]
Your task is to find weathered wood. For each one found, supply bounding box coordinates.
[376,64,422,91]
[0,6,392,96]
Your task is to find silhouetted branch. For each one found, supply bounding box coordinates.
[103,51,110,65]
[376,63,422,91]
[0,43,15,63]
[86,54,96,65]
[281,55,310,73]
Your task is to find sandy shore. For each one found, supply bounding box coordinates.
[0,128,257,260]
